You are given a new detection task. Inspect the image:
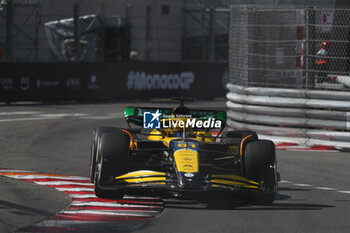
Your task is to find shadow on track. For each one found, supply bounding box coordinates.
[236,202,334,211]
[279,187,311,192]
[162,193,334,211]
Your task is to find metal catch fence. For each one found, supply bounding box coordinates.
[227,6,350,148]
[229,6,350,91]
[305,8,350,90]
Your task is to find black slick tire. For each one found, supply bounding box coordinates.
[243,140,277,205]
[90,127,121,183]
[94,130,130,199]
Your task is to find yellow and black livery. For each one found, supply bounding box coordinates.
[90,98,278,204]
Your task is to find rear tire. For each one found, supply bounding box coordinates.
[221,131,258,145]
[94,130,130,199]
[243,140,277,205]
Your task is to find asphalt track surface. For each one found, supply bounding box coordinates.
[0,99,349,233]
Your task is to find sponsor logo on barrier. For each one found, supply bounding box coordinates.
[127,71,195,90]
[20,77,30,91]
[88,75,99,90]
[37,79,60,88]
[143,110,161,129]
[0,78,14,90]
[66,78,81,88]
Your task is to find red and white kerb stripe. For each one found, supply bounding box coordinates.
[275,142,336,152]
[0,169,164,232]
[211,130,336,152]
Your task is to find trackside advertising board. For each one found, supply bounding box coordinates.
[0,62,228,102]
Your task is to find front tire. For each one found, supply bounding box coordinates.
[243,140,277,205]
[94,130,130,199]
[90,127,121,183]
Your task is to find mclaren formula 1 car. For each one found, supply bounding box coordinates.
[90,98,278,204]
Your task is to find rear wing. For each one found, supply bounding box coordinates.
[124,106,226,128]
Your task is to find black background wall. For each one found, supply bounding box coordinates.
[0,62,228,102]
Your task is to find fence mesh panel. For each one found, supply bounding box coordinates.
[229,6,350,90]
[229,6,304,88]
[305,8,350,89]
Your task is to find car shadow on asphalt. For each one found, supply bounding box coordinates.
[279,187,311,192]
[236,202,334,211]
[162,193,334,211]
